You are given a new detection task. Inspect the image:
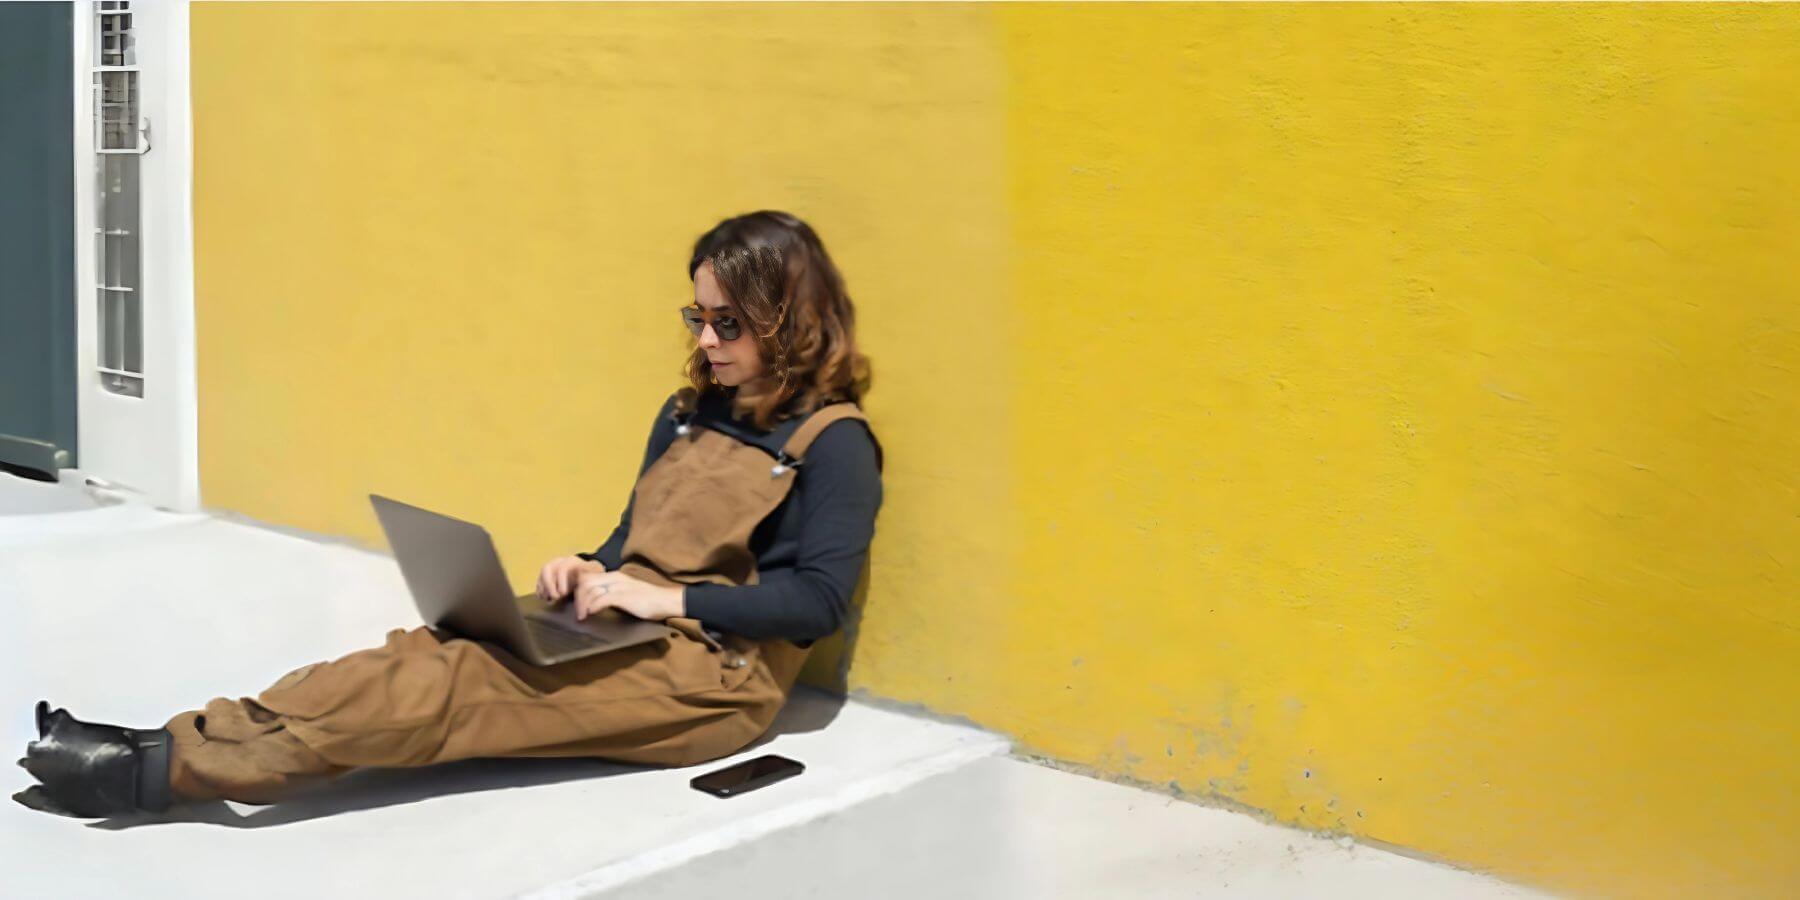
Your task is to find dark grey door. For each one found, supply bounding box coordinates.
[0,2,78,480]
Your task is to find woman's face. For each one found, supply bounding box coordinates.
[691,260,767,388]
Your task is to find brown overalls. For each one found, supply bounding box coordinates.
[163,400,869,804]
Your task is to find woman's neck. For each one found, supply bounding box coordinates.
[729,378,782,420]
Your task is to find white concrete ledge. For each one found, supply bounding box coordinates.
[525,732,1009,899]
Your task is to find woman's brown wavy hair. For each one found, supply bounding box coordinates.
[676,211,872,429]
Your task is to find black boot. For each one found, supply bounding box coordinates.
[14,700,173,818]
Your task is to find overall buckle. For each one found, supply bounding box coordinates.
[771,450,804,478]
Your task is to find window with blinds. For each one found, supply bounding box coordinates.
[93,0,146,398]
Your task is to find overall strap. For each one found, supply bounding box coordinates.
[773,403,868,473]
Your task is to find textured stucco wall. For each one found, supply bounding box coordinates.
[981,6,1798,897]
[192,4,1799,897]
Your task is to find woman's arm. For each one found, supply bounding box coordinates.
[579,394,679,570]
[683,420,884,643]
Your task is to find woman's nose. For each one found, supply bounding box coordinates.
[697,324,721,348]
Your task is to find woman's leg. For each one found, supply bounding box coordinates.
[160,626,453,803]
[159,623,773,805]
[164,701,348,804]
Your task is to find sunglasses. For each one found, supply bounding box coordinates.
[680,306,744,341]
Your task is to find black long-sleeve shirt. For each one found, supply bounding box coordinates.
[580,391,884,646]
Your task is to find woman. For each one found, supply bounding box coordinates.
[15,210,884,818]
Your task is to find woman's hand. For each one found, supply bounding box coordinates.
[537,555,605,602]
[569,569,686,622]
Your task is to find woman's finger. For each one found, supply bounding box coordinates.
[580,587,614,621]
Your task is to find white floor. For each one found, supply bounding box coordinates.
[0,470,1548,899]
[609,753,1549,900]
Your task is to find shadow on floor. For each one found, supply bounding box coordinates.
[85,688,848,830]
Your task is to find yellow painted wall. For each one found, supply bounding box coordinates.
[192,4,1798,898]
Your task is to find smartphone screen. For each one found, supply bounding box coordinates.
[689,754,805,797]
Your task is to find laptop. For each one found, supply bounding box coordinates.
[369,494,680,666]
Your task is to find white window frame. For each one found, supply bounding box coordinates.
[70,0,199,512]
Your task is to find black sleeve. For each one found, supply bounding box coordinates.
[682,419,883,644]
[579,394,679,570]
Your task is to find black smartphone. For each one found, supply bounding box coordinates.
[689,754,805,798]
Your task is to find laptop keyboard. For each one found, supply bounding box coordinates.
[524,616,602,656]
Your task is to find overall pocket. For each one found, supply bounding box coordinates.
[666,617,762,691]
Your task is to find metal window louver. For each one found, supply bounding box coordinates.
[93,1,147,398]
